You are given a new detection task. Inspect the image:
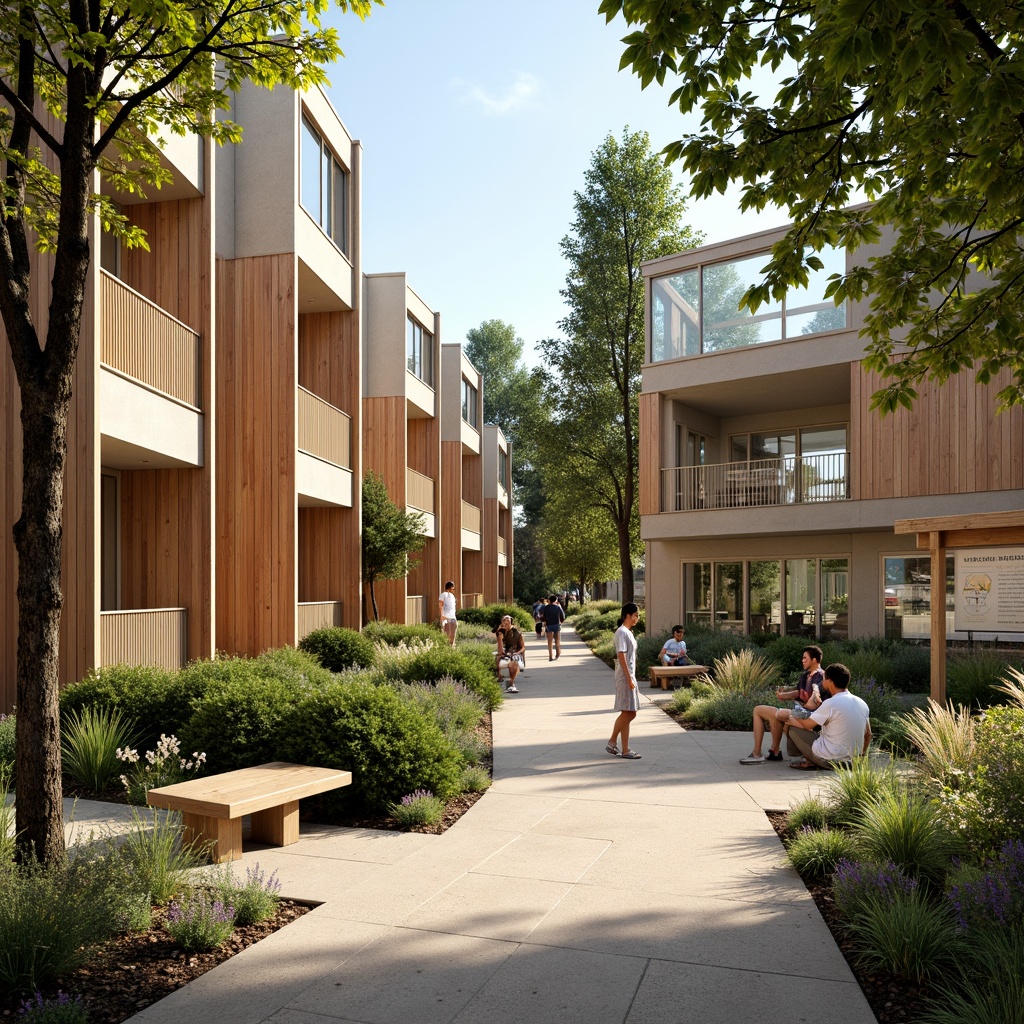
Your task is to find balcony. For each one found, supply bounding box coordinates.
[497,534,508,567]
[297,387,353,507]
[297,601,343,639]
[100,608,187,671]
[661,453,850,512]
[462,592,484,609]
[406,595,426,624]
[461,500,482,550]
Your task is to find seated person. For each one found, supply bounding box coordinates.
[495,615,526,692]
[658,625,689,666]
[784,662,871,770]
[740,645,826,764]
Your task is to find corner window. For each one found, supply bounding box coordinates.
[461,378,478,428]
[498,449,509,490]
[300,114,348,254]
[407,316,434,386]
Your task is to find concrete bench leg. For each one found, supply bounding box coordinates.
[250,800,300,847]
[182,811,242,863]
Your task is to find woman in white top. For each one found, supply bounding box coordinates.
[606,602,642,759]
[438,581,458,646]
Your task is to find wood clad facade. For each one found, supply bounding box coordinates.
[639,392,661,517]
[441,439,464,593]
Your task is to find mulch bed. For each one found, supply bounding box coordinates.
[3,715,493,1022]
[766,811,939,1024]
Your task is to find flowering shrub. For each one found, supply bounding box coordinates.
[116,734,206,805]
[18,991,88,1024]
[215,862,282,926]
[372,638,437,670]
[390,789,445,827]
[164,890,235,952]
[849,677,904,727]
[833,858,919,916]
[947,840,1024,933]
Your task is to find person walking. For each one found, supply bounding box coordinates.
[438,581,458,647]
[606,602,642,759]
[542,593,565,659]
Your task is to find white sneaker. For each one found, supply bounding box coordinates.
[739,754,767,765]
[506,685,518,693]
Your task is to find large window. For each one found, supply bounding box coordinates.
[729,425,848,503]
[652,244,846,361]
[461,378,478,428]
[498,449,509,491]
[406,316,434,385]
[300,114,348,254]
[884,555,954,640]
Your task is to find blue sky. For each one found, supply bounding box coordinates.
[323,0,783,365]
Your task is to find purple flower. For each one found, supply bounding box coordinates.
[400,789,434,806]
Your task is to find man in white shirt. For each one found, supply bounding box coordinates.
[438,581,458,647]
[784,662,871,770]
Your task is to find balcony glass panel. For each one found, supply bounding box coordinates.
[703,254,782,352]
[300,116,322,223]
[821,558,849,640]
[652,268,699,361]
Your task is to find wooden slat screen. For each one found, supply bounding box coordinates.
[461,500,482,533]
[297,601,343,639]
[406,468,435,513]
[101,271,200,407]
[406,595,426,623]
[100,608,187,671]
[297,386,352,468]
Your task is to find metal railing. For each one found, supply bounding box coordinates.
[100,608,187,671]
[297,387,351,469]
[661,452,850,512]
[101,271,201,407]
[406,468,435,513]
[461,500,481,533]
[297,601,343,638]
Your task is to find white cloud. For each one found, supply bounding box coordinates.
[453,72,541,114]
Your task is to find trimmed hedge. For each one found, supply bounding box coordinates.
[376,646,502,711]
[299,627,377,672]
[457,603,533,632]
[363,621,443,646]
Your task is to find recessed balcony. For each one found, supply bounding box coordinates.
[297,386,353,507]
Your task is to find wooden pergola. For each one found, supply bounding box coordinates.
[894,510,1024,703]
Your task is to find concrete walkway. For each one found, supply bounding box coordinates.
[117,629,876,1024]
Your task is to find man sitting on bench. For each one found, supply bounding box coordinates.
[784,662,871,771]
[658,625,689,666]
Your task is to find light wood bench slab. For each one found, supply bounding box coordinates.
[649,664,710,689]
[147,761,352,863]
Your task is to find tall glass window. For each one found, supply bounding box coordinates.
[650,244,846,360]
[715,562,745,633]
[684,562,712,628]
[461,379,478,428]
[884,555,954,640]
[498,449,509,490]
[300,114,348,254]
[749,561,782,635]
[785,559,817,636]
[406,316,434,385]
[821,558,849,639]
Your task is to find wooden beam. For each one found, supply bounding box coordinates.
[896,510,1024,535]
[930,533,947,705]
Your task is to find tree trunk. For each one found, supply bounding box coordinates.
[13,393,70,865]
[369,579,379,621]
[617,515,634,604]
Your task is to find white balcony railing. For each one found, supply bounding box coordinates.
[661,453,850,512]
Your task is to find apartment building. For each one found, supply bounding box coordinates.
[441,344,485,611]
[361,274,443,625]
[482,425,514,604]
[639,223,1024,642]
[2,81,511,711]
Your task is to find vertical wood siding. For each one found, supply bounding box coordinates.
[441,440,463,594]
[639,392,662,516]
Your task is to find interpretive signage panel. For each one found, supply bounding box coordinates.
[955,548,1024,633]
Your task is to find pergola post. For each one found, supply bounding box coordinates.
[929,532,946,705]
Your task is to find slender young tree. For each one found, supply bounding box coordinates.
[361,472,425,623]
[541,128,701,601]
[602,0,1024,411]
[0,0,380,864]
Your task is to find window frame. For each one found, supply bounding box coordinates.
[299,112,349,256]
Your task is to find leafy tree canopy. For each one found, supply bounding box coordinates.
[601,0,1024,411]
[361,472,425,622]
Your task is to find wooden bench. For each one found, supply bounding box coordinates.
[649,664,710,689]
[147,761,352,863]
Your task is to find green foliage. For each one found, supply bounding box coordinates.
[278,679,464,812]
[872,713,916,758]
[457,603,533,631]
[400,679,486,746]
[251,645,336,688]
[60,664,194,751]
[761,635,811,674]
[164,889,235,952]
[299,627,377,672]
[887,644,933,693]
[604,0,1024,409]
[786,827,861,880]
[0,768,15,864]
[363,621,442,647]
[115,807,206,904]
[684,629,754,667]
[376,646,502,712]
[212,862,281,927]
[682,686,771,730]
[389,788,446,827]
[60,704,135,793]
[116,734,206,806]
[853,790,959,884]
[946,652,1018,710]
[361,471,425,621]
[15,991,89,1024]
[0,713,16,778]
[826,757,902,829]
[903,700,976,793]
[459,765,491,793]
[709,649,780,696]
[0,857,117,995]
[183,676,301,772]
[848,677,904,728]
[788,796,834,833]
[844,651,895,689]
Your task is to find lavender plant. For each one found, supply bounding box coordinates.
[389,789,445,827]
[164,890,235,952]
[832,858,919,917]
[17,991,88,1024]
[946,840,1024,933]
[215,862,282,926]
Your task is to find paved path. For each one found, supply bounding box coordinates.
[121,629,876,1024]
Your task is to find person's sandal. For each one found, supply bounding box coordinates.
[790,759,821,771]
[605,743,619,756]
[621,750,642,759]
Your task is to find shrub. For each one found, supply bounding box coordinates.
[844,650,895,688]
[0,858,116,995]
[389,788,446,827]
[853,789,959,884]
[363,621,442,647]
[59,664,194,751]
[848,677,904,728]
[60,704,135,793]
[457,603,533,631]
[636,632,667,678]
[888,644,932,693]
[946,839,1024,933]
[459,765,491,793]
[278,679,464,812]
[16,992,88,1024]
[0,712,14,777]
[709,649,780,695]
[845,887,960,982]
[872,712,916,757]
[946,652,1015,709]
[788,796,833,833]
[376,646,502,711]
[786,826,861,879]
[761,635,811,674]
[903,700,976,791]
[116,734,206,805]
[298,627,377,672]
[213,862,281,927]
[832,858,919,917]
[164,890,235,952]
[0,768,14,863]
[114,807,206,904]
[183,676,303,771]
[826,755,902,828]
[400,679,486,744]
[252,645,336,688]
[684,629,754,668]
[683,686,772,730]
[452,730,491,767]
